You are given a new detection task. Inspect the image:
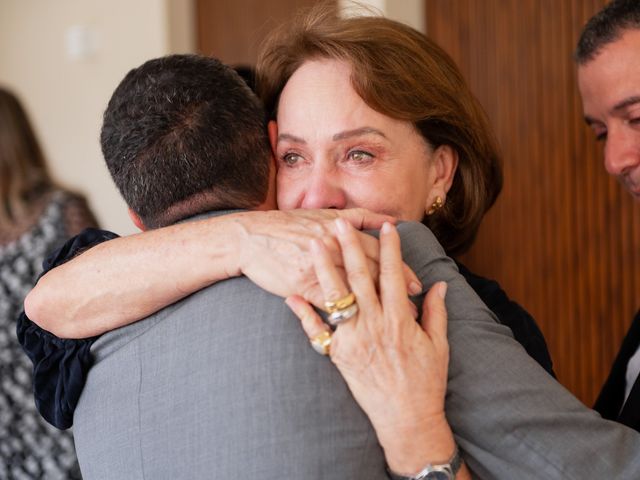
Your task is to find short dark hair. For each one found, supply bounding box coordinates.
[575,0,640,64]
[101,54,271,228]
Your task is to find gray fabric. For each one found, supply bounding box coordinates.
[74,219,640,479]
[393,222,640,480]
[74,214,386,480]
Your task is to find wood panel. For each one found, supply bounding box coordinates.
[196,0,328,66]
[426,0,640,405]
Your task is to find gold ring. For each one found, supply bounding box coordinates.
[310,330,332,356]
[324,292,356,313]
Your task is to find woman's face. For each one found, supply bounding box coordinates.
[271,59,456,221]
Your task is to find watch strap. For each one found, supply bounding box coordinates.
[387,444,462,480]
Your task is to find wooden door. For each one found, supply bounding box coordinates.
[426,0,640,404]
[196,0,329,65]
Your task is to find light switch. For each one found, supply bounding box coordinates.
[65,25,98,61]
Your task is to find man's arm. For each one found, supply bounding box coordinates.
[396,221,640,479]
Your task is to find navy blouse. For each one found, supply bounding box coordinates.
[16,229,118,429]
[18,228,555,430]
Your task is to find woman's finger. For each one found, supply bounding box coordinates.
[355,232,422,296]
[309,239,351,310]
[332,208,397,230]
[334,218,380,318]
[420,281,448,342]
[378,222,411,321]
[285,295,333,355]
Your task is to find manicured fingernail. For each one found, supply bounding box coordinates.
[409,281,422,296]
[335,218,348,234]
[381,222,393,233]
[437,281,448,299]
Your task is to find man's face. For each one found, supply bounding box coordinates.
[578,29,640,200]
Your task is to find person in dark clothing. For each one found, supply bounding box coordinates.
[576,0,640,432]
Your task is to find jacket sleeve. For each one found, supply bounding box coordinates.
[456,261,555,377]
[396,221,640,480]
[16,228,119,429]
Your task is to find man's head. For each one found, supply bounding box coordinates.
[576,0,640,199]
[101,54,274,229]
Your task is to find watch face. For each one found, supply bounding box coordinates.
[424,472,451,480]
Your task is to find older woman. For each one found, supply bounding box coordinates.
[25,11,551,372]
[22,7,640,480]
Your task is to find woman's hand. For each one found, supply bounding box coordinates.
[285,219,460,476]
[234,209,422,308]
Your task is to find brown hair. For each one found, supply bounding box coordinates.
[257,5,502,256]
[0,87,54,227]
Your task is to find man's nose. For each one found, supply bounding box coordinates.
[300,170,347,210]
[604,129,640,177]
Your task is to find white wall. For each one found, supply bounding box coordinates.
[339,0,425,33]
[0,0,195,235]
[0,0,420,234]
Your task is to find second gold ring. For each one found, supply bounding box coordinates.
[324,292,356,313]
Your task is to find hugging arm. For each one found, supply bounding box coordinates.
[25,208,419,339]
[20,208,408,429]
[388,222,640,479]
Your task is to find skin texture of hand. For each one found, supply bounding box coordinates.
[234,209,422,308]
[286,219,470,478]
[24,208,420,339]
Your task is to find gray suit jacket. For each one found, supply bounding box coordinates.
[74,212,386,479]
[74,218,640,479]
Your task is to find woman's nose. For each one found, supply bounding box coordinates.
[300,170,347,209]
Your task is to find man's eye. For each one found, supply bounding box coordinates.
[591,127,607,142]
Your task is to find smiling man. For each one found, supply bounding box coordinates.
[576,0,640,431]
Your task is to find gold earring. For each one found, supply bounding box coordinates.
[426,196,444,216]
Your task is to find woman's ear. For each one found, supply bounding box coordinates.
[434,145,458,192]
[268,120,278,155]
[425,145,459,214]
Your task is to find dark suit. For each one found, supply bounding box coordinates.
[595,310,640,432]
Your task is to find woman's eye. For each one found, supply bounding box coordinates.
[347,150,374,163]
[281,152,302,166]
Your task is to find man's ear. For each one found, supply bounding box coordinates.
[128,208,147,232]
[425,145,459,211]
[268,120,278,155]
[256,155,278,211]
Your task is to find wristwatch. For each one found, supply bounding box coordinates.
[387,445,462,480]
